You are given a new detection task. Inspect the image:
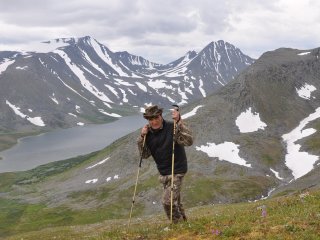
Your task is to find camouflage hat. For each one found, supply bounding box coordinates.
[143,105,163,119]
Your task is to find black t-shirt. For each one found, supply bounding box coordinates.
[146,120,188,175]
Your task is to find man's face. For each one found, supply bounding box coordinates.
[148,115,162,129]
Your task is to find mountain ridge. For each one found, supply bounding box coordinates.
[0,36,254,132]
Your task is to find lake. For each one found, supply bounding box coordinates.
[0,115,146,173]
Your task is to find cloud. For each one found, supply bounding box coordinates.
[0,0,319,63]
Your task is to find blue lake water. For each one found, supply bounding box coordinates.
[0,115,146,173]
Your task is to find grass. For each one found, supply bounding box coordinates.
[184,174,275,205]
[2,189,319,239]
[0,131,42,152]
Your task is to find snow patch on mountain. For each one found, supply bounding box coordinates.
[6,100,45,126]
[282,107,320,179]
[236,107,267,133]
[89,39,130,77]
[51,70,90,102]
[50,93,59,104]
[119,88,128,103]
[16,66,28,70]
[54,49,113,104]
[104,84,119,98]
[147,79,168,89]
[86,157,110,169]
[297,52,310,56]
[85,179,98,184]
[198,79,206,97]
[0,59,15,75]
[114,78,134,86]
[68,113,77,117]
[98,109,121,118]
[182,105,204,119]
[296,83,316,100]
[136,82,147,92]
[80,49,108,79]
[196,141,252,168]
[270,168,284,180]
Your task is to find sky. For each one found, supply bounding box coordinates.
[1,0,320,64]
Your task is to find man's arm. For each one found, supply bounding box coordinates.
[175,120,193,146]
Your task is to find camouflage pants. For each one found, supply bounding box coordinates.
[159,173,187,223]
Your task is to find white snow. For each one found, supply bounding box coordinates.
[75,105,81,113]
[147,79,168,89]
[184,86,193,95]
[6,100,45,127]
[171,80,181,84]
[82,65,101,79]
[198,79,206,97]
[85,179,98,184]
[165,66,188,77]
[118,60,142,78]
[50,93,59,104]
[114,78,134,87]
[236,107,267,133]
[86,157,110,169]
[77,122,84,126]
[119,88,128,103]
[98,109,121,118]
[105,175,119,182]
[196,141,252,168]
[52,71,90,102]
[296,84,316,100]
[80,49,108,79]
[260,187,276,200]
[182,105,204,119]
[282,107,320,179]
[0,59,15,75]
[128,88,137,96]
[136,82,147,92]
[270,168,284,180]
[16,66,28,70]
[105,84,119,98]
[89,39,130,77]
[54,50,113,103]
[68,113,77,117]
[298,52,311,56]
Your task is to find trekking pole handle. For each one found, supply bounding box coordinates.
[139,135,146,167]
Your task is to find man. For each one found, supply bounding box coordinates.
[137,105,193,223]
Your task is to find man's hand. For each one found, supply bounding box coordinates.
[171,108,181,122]
[141,124,149,137]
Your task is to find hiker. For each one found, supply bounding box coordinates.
[137,105,193,223]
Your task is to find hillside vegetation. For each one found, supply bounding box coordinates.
[1,189,319,239]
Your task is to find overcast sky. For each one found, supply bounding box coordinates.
[1,0,320,64]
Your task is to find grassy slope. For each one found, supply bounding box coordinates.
[2,190,319,240]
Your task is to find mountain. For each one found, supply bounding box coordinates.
[1,46,320,231]
[0,36,254,132]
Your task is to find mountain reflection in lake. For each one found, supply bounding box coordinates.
[0,115,146,173]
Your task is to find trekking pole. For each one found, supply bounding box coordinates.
[128,135,146,227]
[170,119,177,224]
